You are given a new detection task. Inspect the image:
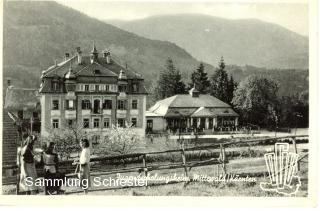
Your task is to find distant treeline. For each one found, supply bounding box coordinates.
[150,57,308,128]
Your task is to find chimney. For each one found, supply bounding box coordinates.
[76,47,82,64]
[65,53,70,61]
[189,84,200,98]
[103,50,111,64]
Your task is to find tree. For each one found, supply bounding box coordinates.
[189,63,211,94]
[210,57,230,103]
[97,124,141,155]
[154,58,186,100]
[277,92,308,128]
[226,75,237,105]
[232,75,279,127]
[43,121,91,160]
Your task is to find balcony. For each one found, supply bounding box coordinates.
[117,109,127,118]
[130,109,139,115]
[65,110,76,119]
[82,109,91,116]
[103,109,112,115]
[51,110,61,116]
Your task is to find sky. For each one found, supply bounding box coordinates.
[57,0,309,36]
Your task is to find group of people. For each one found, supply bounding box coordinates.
[18,135,91,195]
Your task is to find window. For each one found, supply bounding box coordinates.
[103,118,110,128]
[119,85,127,92]
[103,99,112,109]
[92,135,100,145]
[52,82,60,91]
[117,118,125,127]
[52,119,59,129]
[82,100,91,110]
[131,99,138,109]
[66,100,74,110]
[52,100,59,110]
[131,118,137,127]
[67,119,73,127]
[93,99,101,114]
[132,83,138,92]
[117,100,127,110]
[32,112,38,118]
[95,85,99,91]
[105,84,110,91]
[109,84,117,92]
[83,118,90,128]
[84,85,89,91]
[18,110,23,119]
[93,118,100,128]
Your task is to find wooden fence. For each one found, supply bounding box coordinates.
[6,135,307,194]
[64,135,308,194]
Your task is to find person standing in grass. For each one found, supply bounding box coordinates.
[79,139,91,194]
[18,135,39,195]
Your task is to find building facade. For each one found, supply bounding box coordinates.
[39,44,147,138]
[4,84,41,134]
[146,88,239,134]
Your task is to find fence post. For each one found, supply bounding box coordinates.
[181,146,190,186]
[141,154,148,188]
[292,137,300,171]
[220,144,227,175]
[142,154,148,177]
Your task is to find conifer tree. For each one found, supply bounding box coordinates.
[154,58,186,100]
[210,57,229,102]
[189,63,211,94]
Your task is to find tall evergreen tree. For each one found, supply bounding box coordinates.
[154,58,186,100]
[210,57,229,102]
[189,63,211,94]
[226,75,237,105]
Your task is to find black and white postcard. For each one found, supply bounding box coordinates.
[0,0,318,207]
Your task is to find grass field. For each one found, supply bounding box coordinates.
[68,156,308,196]
[2,132,308,196]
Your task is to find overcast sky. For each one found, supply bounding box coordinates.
[57,0,308,36]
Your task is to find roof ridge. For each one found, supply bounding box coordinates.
[43,55,77,77]
[75,61,118,77]
[8,87,38,91]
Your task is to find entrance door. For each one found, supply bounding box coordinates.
[209,118,213,129]
[146,120,153,133]
[200,118,206,129]
[93,99,100,114]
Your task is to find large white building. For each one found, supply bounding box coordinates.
[39,44,147,138]
[146,87,239,133]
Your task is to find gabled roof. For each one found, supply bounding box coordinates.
[147,94,238,117]
[75,62,118,77]
[4,87,40,111]
[191,107,239,117]
[42,55,143,80]
[152,94,231,109]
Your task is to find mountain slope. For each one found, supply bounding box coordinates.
[3,2,214,89]
[109,14,308,69]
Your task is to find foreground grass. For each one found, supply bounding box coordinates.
[73,157,308,197]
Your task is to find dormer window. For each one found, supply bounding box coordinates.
[52,81,59,91]
[132,83,138,92]
[94,69,100,74]
[119,85,127,92]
